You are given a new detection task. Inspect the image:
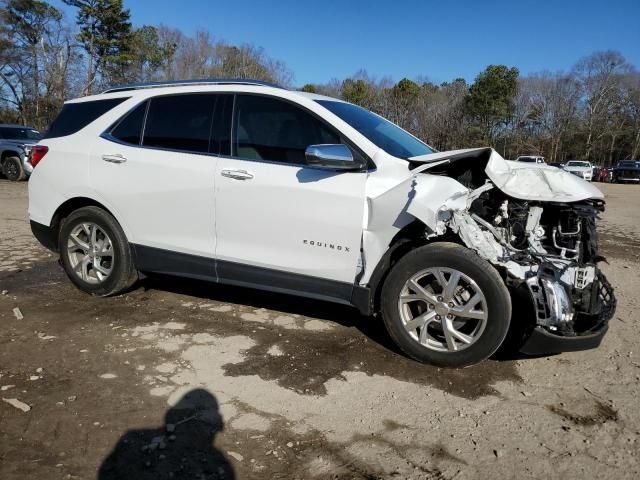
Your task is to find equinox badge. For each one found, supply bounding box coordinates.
[303,239,350,252]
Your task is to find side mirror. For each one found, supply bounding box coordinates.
[305,144,360,171]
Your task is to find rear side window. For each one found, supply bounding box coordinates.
[44,98,128,139]
[143,94,215,153]
[110,101,147,145]
[234,95,340,164]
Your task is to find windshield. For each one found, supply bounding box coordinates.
[0,126,41,141]
[316,100,434,159]
[518,157,537,162]
[619,161,639,168]
[566,161,590,167]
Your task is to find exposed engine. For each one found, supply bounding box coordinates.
[469,190,603,263]
[450,187,616,339]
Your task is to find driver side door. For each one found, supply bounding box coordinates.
[214,94,368,301]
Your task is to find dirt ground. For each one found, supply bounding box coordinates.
[1,180,639,480]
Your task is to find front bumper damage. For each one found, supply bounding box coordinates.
[445,191,616,355]
[519,265,615,354]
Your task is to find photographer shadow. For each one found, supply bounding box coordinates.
[98,389,234,480]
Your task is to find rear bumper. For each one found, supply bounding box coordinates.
[30,220,58,252]
[520,324,608,355]
[22,153,33,176]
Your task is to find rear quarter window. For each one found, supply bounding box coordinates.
[44,97,129,139]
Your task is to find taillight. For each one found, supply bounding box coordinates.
[30,145,49,168]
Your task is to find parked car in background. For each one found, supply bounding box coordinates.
[564,160,593,181]
[612,160,640,183]
[593,166,609,182]
[27,79,615,367]
[516,155,545,164]
[0,124,42,181]
[548,162,565,169]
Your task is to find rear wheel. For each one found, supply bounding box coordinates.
[59,206,138,296]
[380,242,512,367]
[3,156,26,181]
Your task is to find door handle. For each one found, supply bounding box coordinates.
[221,169,253,180]
[102,154,127,164]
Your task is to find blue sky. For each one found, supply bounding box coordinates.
[51,0,640,86]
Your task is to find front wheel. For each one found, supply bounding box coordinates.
[380,242,512,367]
[59,206,138,296]
[3,156,26,181]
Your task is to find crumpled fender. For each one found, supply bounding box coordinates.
[365,161,469,234]
[361,163,471,285]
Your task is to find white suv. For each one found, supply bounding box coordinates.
[28,80,615,367]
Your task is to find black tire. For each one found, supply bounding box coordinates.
[380,242,512,367]
[59,206,138,296]
[3,156,26,181]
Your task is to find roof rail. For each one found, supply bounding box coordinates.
[102,78,283,94]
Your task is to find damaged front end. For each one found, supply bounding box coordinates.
[405,148,616,354]
[450,188,615,354]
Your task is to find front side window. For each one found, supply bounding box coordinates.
[316,100,434,160]
[234,95,340,164]
[143,94,215,153]
[110,101,147,145]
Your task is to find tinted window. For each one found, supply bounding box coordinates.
[143,94,215,153]
[110,101,147,145]
[0,127,41,141]
[210,95,233,156]
[317,100,434,160]
[234,95,340,164]
[44,98,128,139]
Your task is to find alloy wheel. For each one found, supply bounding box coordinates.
[398,267,488,353]
[66,222,114,284]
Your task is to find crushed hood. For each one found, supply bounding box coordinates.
[410,148,604,202]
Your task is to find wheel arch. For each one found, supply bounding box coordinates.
[360,220,464,316]
[49,197,125,250]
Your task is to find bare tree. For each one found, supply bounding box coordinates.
[573,50,632,160]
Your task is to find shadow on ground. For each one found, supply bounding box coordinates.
[98,389,234,480]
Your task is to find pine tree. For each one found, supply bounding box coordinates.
[63,0,132,93]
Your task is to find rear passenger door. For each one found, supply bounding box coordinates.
[91,94,229,274]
